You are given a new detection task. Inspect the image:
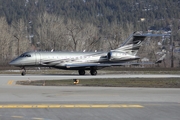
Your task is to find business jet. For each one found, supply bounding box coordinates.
[9,32,169,76]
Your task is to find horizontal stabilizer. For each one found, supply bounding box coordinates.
[155,54,166,64]
[134,33,171,37]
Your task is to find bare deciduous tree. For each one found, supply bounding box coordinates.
[65,20,101,52]
[102,22,134,51]
[0,17,15,64]
[35,13,102,52]
[11,19,30,55]
[35,12,66,51]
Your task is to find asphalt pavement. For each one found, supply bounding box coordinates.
[0,74,180,120]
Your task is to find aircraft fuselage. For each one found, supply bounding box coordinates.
[10,51,138,70]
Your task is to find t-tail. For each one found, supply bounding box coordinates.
[113,31,170,56]
[114,32,147,55]
[107,32,147,61]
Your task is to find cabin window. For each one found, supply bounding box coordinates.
[26,54,31,57]
[20,54,31,57]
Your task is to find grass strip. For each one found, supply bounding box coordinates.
[16,78,180,88]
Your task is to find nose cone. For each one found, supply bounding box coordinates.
[9,59,20,66]
[9,60,15,65]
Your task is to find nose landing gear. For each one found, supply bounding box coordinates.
[21,67,26,76]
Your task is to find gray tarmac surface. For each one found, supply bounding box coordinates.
[0,74,180,120]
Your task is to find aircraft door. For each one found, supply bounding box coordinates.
[35,53,41,65]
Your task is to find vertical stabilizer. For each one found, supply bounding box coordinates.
[115,32,147,55]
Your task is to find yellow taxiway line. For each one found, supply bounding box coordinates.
[0,104,143,108]
[7,80,14,85]
[11,116,23,118]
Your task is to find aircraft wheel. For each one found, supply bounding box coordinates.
[21,71,26,76]
[78,70,85,75]
[90,69,97,75]
[21,67,26,76]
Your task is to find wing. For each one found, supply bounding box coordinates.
[65,63,111,68]
[65,62,154,68]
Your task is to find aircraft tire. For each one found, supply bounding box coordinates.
[78,70,85,75]
[21,71,26,76]
[90,70,97,75]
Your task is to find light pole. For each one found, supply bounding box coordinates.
[170,35,174,68]
[14,35,20,56]
[170,24,174,68]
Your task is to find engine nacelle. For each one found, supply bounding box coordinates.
[107,51,140,61]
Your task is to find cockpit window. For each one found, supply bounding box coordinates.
[20,54,31,57]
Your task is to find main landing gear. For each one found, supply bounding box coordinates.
[21,67,26,76]
[90,67,97,75]
[78,70,85,75]
[90,69,97,75]
[78,67,97,76]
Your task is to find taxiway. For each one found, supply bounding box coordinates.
[0,74,180,120]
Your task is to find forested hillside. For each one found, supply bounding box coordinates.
[1,0,180,29]
[0,0,180,67]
